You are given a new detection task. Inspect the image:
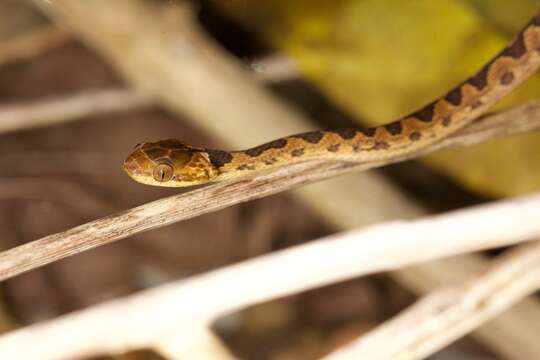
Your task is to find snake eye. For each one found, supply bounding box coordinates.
[153,163,174,183]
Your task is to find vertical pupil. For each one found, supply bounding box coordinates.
[153,163,174,182]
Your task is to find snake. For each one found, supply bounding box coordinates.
[124,12,540,187]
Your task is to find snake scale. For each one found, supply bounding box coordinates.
[124,11,540,187]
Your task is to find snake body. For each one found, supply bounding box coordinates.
[124,12,540,187]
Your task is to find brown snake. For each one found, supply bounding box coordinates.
[124,12,540,187]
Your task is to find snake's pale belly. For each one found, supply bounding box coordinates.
[124,12,540,187]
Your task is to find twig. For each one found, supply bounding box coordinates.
[322,240,540,360]
[0,192,539,359]
[0,89,149,134]
[0,26,70,66]
[391,254,540,360]
[0,100,538,282]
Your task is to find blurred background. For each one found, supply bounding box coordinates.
[0,0,539,359]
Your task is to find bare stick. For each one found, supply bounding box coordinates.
[0,89,149,134]
[391,254,540,360]
[322,240,540,360]
[0,193,540,359]
[0,100,538,282]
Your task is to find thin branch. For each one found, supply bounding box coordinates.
[0,100,538,282]
[0,89,149,134]
[322,240,540,360]
[0,193,539,359]
[391,254,540,360]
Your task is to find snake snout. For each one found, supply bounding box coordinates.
[122,153,140,176]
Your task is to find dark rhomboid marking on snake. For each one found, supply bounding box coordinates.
[357,127,376,137]
[384,121,403,135]
[467,64,490,90]
[245,138,287,157]
[444,87,462,106]
[294,130,324,144]
[501,33,527,59]
[206,149,233,168]
[332,128,357,140]
[414,102,436,122]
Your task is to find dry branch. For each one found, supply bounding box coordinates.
[390,254,540,360]
[0,101,539,281]
[0,192,540,359]
[0,89,149,134]
[323,240,540,360]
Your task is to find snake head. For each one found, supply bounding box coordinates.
[123,139,219,187]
